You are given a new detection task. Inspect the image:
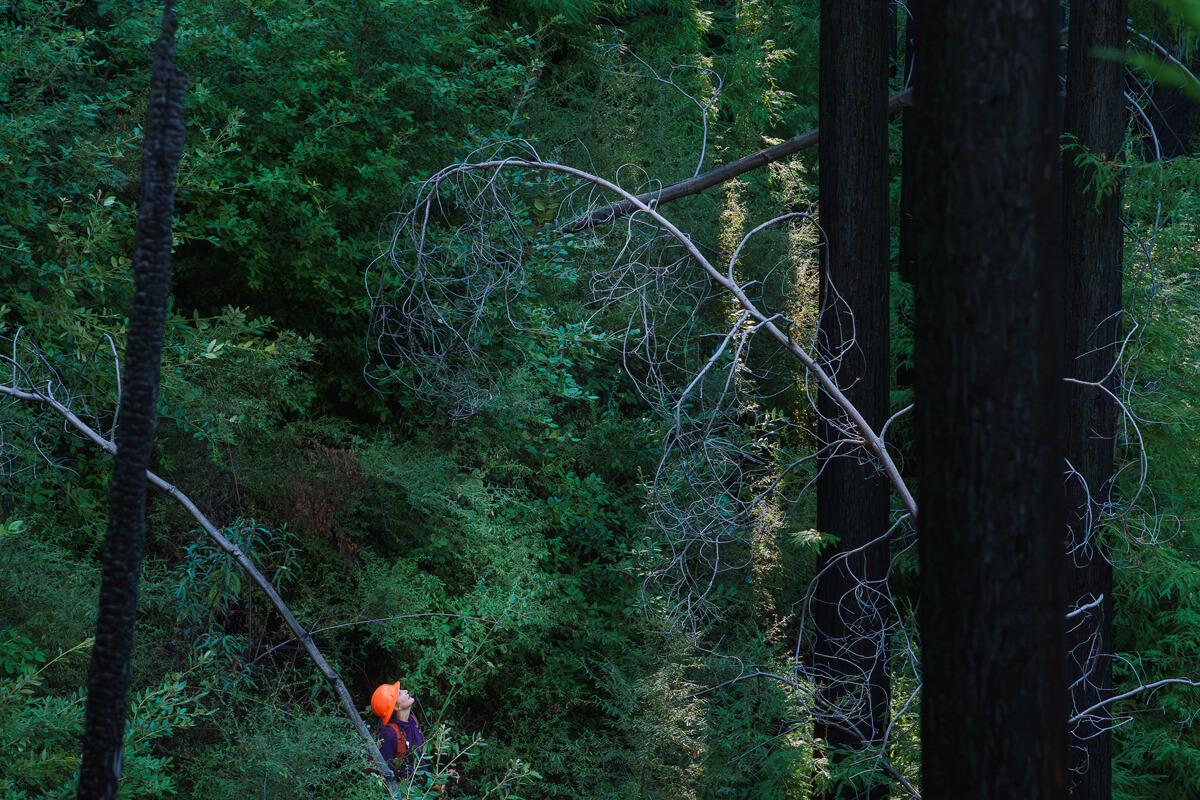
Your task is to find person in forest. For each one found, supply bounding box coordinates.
[371,682,431,785]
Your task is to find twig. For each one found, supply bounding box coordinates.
[249,612,494,665]
[1069,677,1200,724]
[1066,593,1106,621]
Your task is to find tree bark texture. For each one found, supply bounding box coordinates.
[897,9,918,404]
[911,1,1067,798]
[898,12,917,294]
[813,1,891,797]
[1063,0,1126,796]
[77,4,186,798]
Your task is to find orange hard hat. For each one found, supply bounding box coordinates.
[371,682,400,720]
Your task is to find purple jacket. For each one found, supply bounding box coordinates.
[378,712,426,777]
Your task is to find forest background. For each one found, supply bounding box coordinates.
[2,0,1200,798]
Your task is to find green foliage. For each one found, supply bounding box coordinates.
[888,270,914,435]
[0,533,98,678]
[1142,0,1200,40]
[168,0,537,406]
[167,519,298,676]
[0,1,197,351]
[0,1,143,302]
[183,700,383,800]
[416,721,543,800]
[0,519,26,543]
[704,1,799,147]
[1126,1,1200,110]
[7,0,1199,797]
[157,308,319,453]
[1063,133,1127,207]
[1109,204,1200,798]
[0,630,46,677]
[1,0,538,415]
[0,306,316,555]
[0,642,210,800]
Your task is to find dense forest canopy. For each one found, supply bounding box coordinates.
[2,0,1200,798]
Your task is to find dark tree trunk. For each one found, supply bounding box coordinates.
[77,5,186,798]
[910,0,1067,798]
[898,9,917,389]
[1063,0,1126,796]
[813,1,891,797]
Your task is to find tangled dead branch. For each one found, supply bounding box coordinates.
[366,142,916,618]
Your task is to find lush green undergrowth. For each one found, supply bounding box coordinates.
[3,1,1199,798]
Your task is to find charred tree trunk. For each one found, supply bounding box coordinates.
[77,4,186,798]
[898,11,917,294]
[1063,0,1126,796]
[897,8,918,404]
[910,0,1067,797]
[813,0,891,797]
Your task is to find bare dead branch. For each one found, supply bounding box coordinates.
[1128,25,1200,92]
[1069,677,1200,725]
[1066,593,1106,621]
[388,153,917,518]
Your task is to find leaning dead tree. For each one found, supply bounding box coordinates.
[366,141,917,517]
[560,87,913,232]
[0,330,406,798]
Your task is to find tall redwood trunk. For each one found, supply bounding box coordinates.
[1063,0,1126,796]
[814,0,891,797]
[910,0,1067,797]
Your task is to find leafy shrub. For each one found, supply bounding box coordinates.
[0,642,210,800]
[181,700,380,800]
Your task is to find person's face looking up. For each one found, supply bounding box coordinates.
[395,689,415,716]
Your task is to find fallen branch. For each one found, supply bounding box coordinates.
[560,87,914,231]
[0,380,402,798]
